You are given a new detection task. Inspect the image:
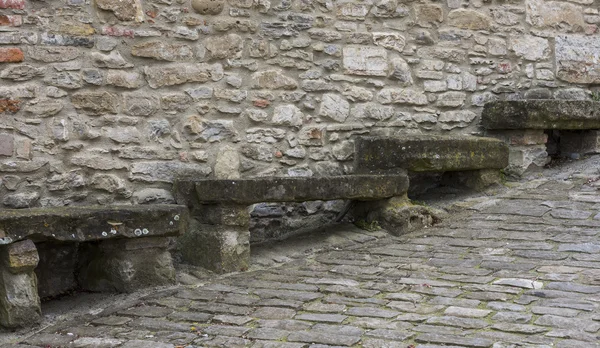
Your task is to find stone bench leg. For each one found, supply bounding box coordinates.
[0,240,41,328]
[179,203,250,274]
[78,237,176,293]
[352,196,440,236]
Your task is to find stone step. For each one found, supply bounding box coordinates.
[176,174,409,205]
[355,135,508,172]
[0,205,187,244]
[482,100,600,130]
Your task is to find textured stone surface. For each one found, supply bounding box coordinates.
[180,175,409,204]
[556,35,600,84]
[355,135,509,172]
[0,205,187,243]
[482,100,600,130]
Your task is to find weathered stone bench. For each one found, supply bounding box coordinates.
[355,135,509,190]
[0,205,187,328]
[482,100,600,175]
[174,175,423,273]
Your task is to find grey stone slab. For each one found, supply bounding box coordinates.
[558,243,600,253]
[246,328,290,340]
[71,338,124,348]
[202,325,251,337]
[482,100,600,130]
[355,135,509,172]
[491,311,532,323]
[364,328,414,341]
[118,306,174,318]
[23,334,75,347]
[346,306,400,318]
[253,307,297,319]
[414,333,493,347]
[311,324,364,336]
[257,319,313,331]
[426,316,489,329]
[120,341,174,348]
[288,331,361,346]
[0,205,187,243]
[295,313,347,323]
[167,311,212,322]
[545,282,600,294]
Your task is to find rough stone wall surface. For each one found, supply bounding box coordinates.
[0,0,598,209]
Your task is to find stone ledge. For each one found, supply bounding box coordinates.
[355,135,509,172]
[482,100,600,130]
[177,175,409,204]
[0,205,188,244]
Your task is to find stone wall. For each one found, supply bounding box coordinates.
[0,0,598,210]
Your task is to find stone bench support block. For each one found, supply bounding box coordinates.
[179,203,250,274]
[482,100,600,130]
[0,240,41,328]
[78,237,176,293]
[355,135,509,172]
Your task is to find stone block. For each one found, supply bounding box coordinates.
[183,175,409,204]
[482,100,600,130]
[78,237,176,292]
[0,48,23,63]
[96,0,144,22]
[342,46,388,76]
[556,35,600,84]
[1,240,38,273]
[178,219,250,274]
[0,205,188,243]
[192,0,224,15]
[0,0,25,9]
[505,145,549,177]
[0,268,41,328]
[355,135,509,172]
[0,240,41,328]
[0,133,13,157]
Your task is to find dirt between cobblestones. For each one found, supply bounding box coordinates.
[2,156,600,347]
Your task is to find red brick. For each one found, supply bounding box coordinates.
[0,99,20,113]
[101,26,134,38]
[253,99,270,108]
[0,15,22,26]
[0,0,25,9]
[0,48,24,63]
[0,134,14,157]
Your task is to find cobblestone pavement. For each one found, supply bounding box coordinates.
[3,158,600,347]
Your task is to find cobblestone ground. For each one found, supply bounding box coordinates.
[3,159,600,348]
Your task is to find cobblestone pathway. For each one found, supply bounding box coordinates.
[3,160,600,347]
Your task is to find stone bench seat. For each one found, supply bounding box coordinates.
[482,100,600,176]
[0,205,187,244]
[355,135,509,190]
[482,100,600,130]
[0,205,187,329]
[174,174,430,273]
[192,175,408,204]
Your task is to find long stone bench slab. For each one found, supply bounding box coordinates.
[0,205,187,328]
[355,135,509,172]
[355,135,509,190]
[482,100,600,176]
[482,100,600,130]
[174,175,432,273]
